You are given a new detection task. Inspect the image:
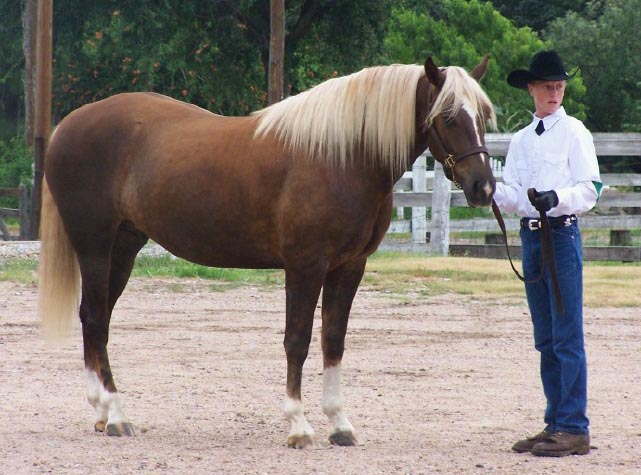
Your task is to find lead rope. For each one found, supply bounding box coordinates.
[491,195,564,315]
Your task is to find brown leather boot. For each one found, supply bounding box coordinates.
[511,430,551,453]
[531,431,590,457]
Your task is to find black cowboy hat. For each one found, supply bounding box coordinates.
[507,50,577,89]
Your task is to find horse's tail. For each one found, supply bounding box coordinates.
[38,178,81,340]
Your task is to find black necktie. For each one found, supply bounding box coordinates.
[535,119,545,135]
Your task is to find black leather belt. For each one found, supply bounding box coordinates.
[521,214,577,231]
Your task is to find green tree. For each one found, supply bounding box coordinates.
[547,0,641,132]
[52,1,267,116]
[51,0,390,117]
[215,0,389,94]
[0,0,27,139]
[489,0,588,31]
[384,0,587,132]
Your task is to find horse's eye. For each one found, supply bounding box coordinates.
[444,116,457,128]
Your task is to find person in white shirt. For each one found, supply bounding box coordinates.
[493,50,601,457]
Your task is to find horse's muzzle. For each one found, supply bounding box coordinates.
[464,178,495,208]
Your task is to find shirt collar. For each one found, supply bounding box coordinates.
[531,106,566,131]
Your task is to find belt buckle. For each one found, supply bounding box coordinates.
[563,217,572,227]
[528,219,540,231]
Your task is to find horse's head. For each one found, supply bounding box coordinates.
[419,56,496,208]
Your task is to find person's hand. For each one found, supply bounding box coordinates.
[528,188,559,212]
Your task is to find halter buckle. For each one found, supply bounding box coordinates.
[444,153,455,171]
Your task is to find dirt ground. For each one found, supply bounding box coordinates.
[2,276,641,475]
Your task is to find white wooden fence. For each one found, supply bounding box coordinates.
[386,133,641,259]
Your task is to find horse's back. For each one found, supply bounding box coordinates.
[46,92,258,206]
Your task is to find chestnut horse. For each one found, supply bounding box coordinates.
[38,56,496,448]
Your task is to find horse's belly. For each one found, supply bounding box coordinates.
[137,208,284,269]
[157,233,283,269]
[125,181,281,268]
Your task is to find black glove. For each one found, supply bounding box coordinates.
[528,188,559,212]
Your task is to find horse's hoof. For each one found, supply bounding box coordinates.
[106,422,136,437]
[329,430,357,446]
[287,434,315,449]
[94,421,106,432]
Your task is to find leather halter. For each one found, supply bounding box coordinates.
[423,78,490,188]
[427,124,489,189]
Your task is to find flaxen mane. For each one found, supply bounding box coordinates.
[253,63,495,173]
[427,66,496,130]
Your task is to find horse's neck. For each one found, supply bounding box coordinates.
[400,79,432,182]
[392,125,431,183]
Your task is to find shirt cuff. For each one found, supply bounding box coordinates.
[493,183,506,203]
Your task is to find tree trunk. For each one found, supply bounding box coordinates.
[268,0,284,104]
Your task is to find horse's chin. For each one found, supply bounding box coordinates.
[466,196,493,208]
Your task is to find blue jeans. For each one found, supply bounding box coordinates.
[520,220,589,435]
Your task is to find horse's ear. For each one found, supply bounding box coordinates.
[469,55,490,82]
[424,57,445,89]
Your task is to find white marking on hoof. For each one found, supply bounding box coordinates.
[322,365,355,436]
[283,397,315,447]
[85,369,131,431]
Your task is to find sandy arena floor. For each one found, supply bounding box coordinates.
[2,277,641,474]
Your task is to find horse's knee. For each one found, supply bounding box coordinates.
[322,329,346,363]
[283,334,311,364]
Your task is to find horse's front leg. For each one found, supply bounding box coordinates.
[283,267,324,448]
[320,258,366,446]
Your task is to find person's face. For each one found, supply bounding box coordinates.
[527,80,565,118]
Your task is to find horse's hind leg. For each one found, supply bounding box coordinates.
[320,258,366,446]
[81,222,148,436]
[283,266,325,448]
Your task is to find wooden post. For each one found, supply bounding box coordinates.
[411,155,427,243]
[484,233,503,245]
[19,184,32,240]
[31,0,53,239]
[268,0,284,105]
[429,161,451,255]
[610,229,632,246]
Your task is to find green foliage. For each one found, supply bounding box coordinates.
[0,0,630,158]
[383,0,587,132]
[489,0,588,31]
[547,0,641,132]
[53,3,266,116]
[47,0,391,118]
[0,136,32,208]
[287,0,388,93]
[0,0,26,139]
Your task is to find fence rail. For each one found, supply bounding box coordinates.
[387,132,641,261]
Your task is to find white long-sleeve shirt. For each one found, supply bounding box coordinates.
[493,106,601,218]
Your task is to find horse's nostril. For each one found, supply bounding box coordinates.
[473,179,494,198]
